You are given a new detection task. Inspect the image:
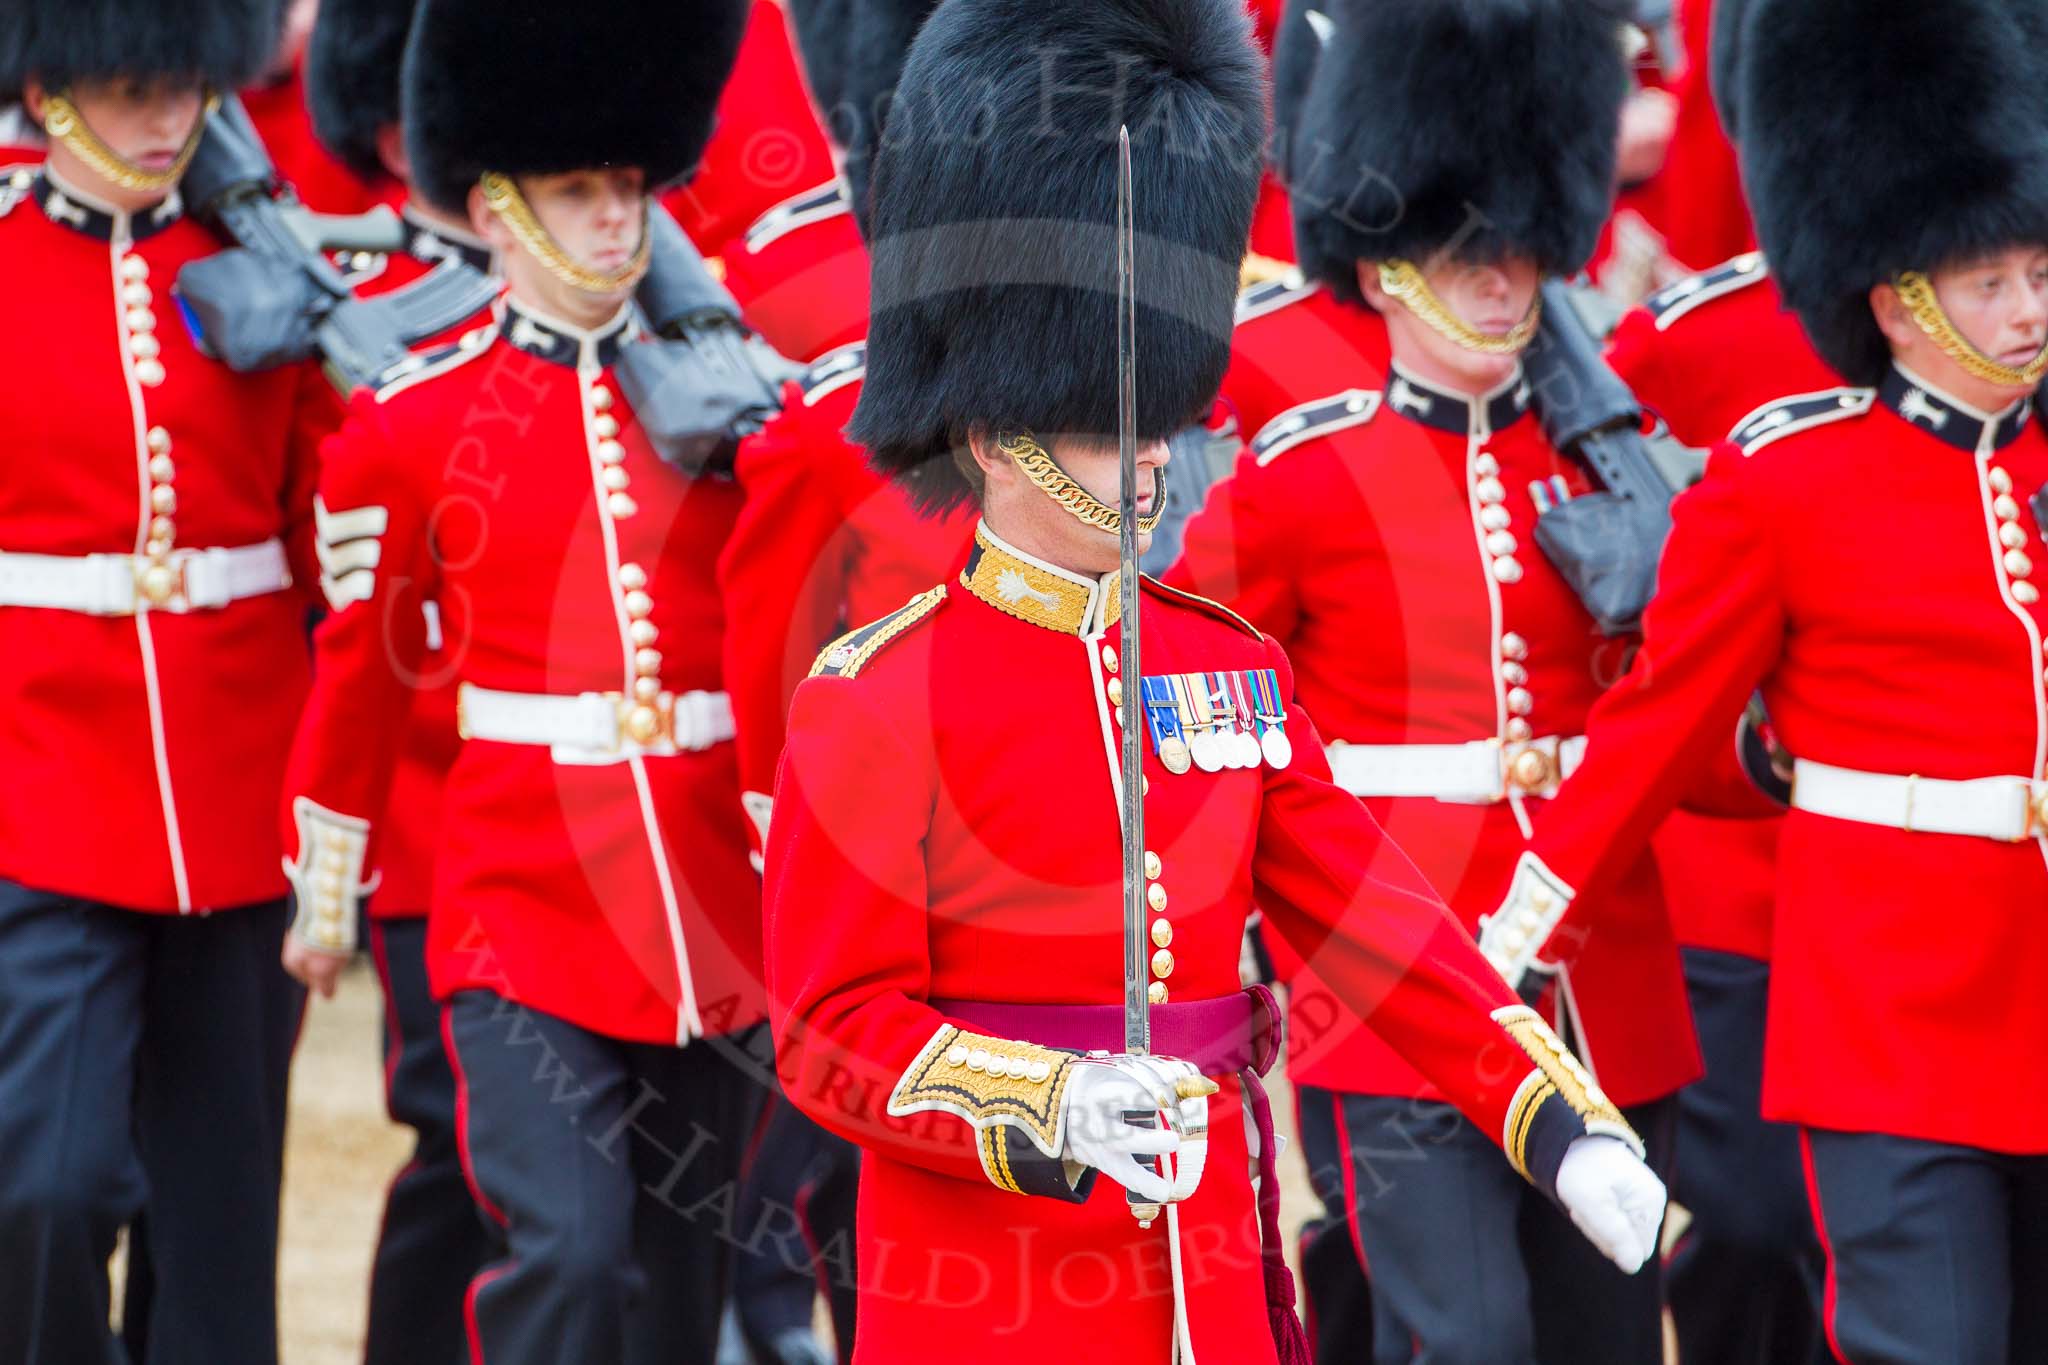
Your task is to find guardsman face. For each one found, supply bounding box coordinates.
[24,73,207,211]
[477,166,647,323]
[1875,245,2048,410]
[1363,251,1541,396]
[969,430,1172,575]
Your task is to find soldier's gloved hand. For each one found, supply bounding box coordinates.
[1554,1134,1667,1273]
[1061,1055,1214,1205]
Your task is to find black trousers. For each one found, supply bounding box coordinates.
[1666,948,1826,1365]
[730,1087,860,1364]
[0,880,299,1365]
[443,989,766,1365]
[1292,1083,1374,1361]
[364,916,490,1365]
[1339,1091,1676,1365]
[1804,1128,2048,1365]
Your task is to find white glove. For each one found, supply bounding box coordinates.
[1554,1135,1667,1273]
[1061,1054,1213,1205]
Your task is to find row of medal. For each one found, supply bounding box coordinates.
[1138,669,1293,775]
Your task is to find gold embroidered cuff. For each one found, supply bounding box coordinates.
[886,1024,1078,1165]
[1493,1004,1642,1184]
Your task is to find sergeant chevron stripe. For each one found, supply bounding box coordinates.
[313,496,390,611]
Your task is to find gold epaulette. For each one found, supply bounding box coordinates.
[1492,1004,1640,1180]
[1239,251,1297,289]
[809,585,946,679]
[1140,576,1262,640]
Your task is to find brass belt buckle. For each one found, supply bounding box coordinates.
[1503,740,1557,796]
[615,690,676,748]
[134,553,184,609]
[2023,779,2048,842]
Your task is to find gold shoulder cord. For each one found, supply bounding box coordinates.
[997,430,1163,536]
[1893,271,2048,387]
[43,91,216,194]
[480,171,652,294]
[1377,259,1543,356]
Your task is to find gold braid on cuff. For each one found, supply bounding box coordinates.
[886,1024,1077,1160]
[1894,271,2048,387]
[43,91,216,193]
[480,172,652,295]
[1378,259,1543,356]
[1492,1004,1641,1181]
[998,431,1164,536]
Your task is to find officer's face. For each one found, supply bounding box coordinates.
[1366,253,1541,395]
[972,430,1172,575]
[1877,245,2048,410]
[483,167,647,324]
[24,74,206,210]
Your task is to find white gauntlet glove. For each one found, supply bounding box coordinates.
[1554,1134,1668,1273]
[1061,1054,1215,1206]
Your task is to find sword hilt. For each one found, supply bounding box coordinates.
[1124,1108,1162,1226]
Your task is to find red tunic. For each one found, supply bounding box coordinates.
[241,63,383,216]
[768,528,1630,1363]
[717,179,871,361]
[1170,351,1698,1105]
[283,298,763,1044]
[1219,280,1391,452]
[342,208,499,919]
[661,0,836,256]
[0,167,328,913]
[1608,255,1837,449]
[1606,254,1840,960]
[1529,369,2048,1152]
[719,348,975,860]
[1655,0,1756,272]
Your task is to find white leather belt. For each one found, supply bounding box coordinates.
[1327,735,1587,804]
[457,682,734,766]
[1791,758,2048,843]
[0,540,291,615]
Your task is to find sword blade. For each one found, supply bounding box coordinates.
[1117,126,1148,1060]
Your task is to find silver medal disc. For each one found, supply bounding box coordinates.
[1261,727,1293,770]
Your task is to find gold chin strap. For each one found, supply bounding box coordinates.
[1378,259,1543,356]
[998,430,1164,536]
[480,171,653,295]
[42,90,216,194]
[1893,270,2048,387]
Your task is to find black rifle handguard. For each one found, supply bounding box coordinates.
[173,96,495,391]
[1526,279,1702,635]
[618,204,804,474]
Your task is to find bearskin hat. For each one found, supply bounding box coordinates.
[1706,0,1756,141]
[787,0,856,118]
[836,0,939,234]
[1268,0,1334,186]
[790,0,939,235]
[846,0,1265,513]
[1291,0,1629,305]
[0,0,277,105]
[402,0,750,215]
[306,0,416,185]
[1741,0,2048,383]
